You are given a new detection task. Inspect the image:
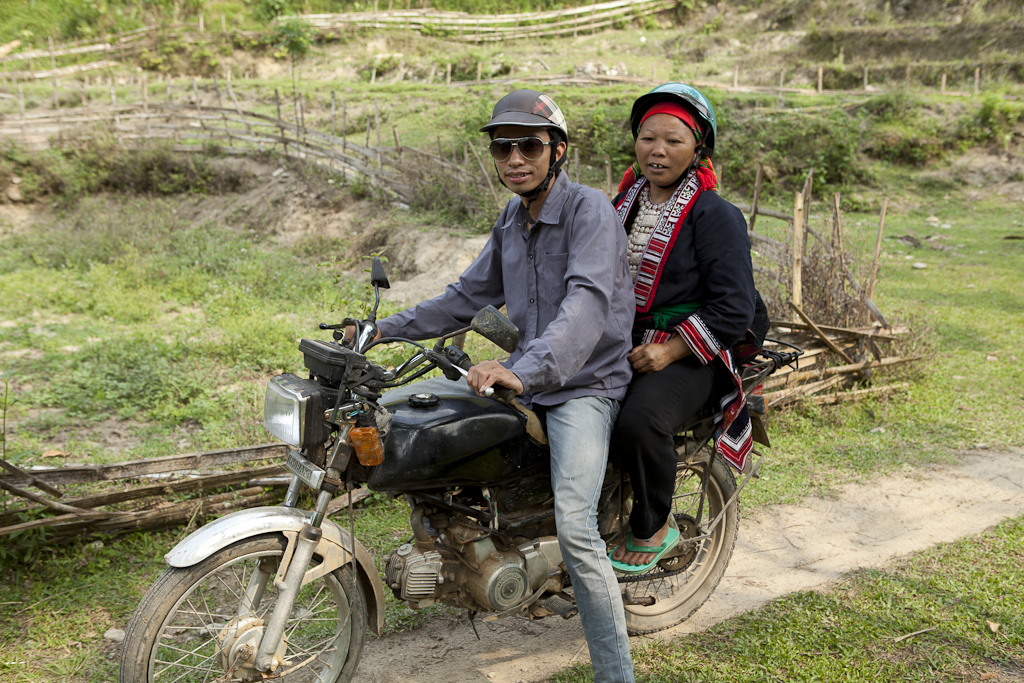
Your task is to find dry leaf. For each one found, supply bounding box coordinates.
[979,673,998,681]
[986,620,1000,633]
[41,449,68,458]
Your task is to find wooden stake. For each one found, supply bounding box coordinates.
[477,62,482,81]
[275,89,285,153]
[469,139,502,210]
[817,64,823,93]
[428,64,435,85]
[374,97,381,146]
[192,78,201,113]
[941,72,946,93]
[832,192,846,282]
[604,154,612,196]
[791,191,804,308]
[446,62,451,86]
[48,37,56,70]
[341,95,347,153]
[802,168,813,233]
[865,197,887,323]
[393,126,402,158]
[863,64,868,89]
[974,66,980,94]
[748,162,763,233]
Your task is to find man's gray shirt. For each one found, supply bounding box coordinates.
[376,172,634,407]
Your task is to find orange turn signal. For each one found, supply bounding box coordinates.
[349,427,384,466]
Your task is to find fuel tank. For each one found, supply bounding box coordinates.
[368,377,548,491]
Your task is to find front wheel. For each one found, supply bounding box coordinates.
[620,451,739,635]
[120,533,367,683]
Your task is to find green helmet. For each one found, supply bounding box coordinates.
[629,83,718,158]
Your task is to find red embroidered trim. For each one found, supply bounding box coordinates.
[614,172,704,314]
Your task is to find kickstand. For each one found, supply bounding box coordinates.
[467,610,481,640]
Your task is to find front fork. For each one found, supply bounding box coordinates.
[249,465,343,674]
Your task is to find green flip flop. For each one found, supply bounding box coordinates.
[608,525,681,575]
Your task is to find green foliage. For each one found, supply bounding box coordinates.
[570,107,633,177]
[271,16,314,61]
[0,139,251,205]
[956,93,1024,150]
[720,108,868,197]
[57,0,103,39]
[251,0,293,22]
[410,174,492,232]
[863,88,921,125]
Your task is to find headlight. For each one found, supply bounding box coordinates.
[264,374,329,447]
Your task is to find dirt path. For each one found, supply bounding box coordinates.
[353,448,1024,683]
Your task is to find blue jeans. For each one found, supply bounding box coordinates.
[547,396,635,683]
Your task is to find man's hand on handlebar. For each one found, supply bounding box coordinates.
[466,360,523,398]
[344,324,382,345]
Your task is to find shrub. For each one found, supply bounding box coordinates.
[718,109,869,198]
[956,93,1024,150]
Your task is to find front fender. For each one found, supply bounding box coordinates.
[165,505,385,636]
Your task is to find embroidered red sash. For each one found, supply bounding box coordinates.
[614,170,704,313]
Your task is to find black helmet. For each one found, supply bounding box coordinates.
[480,89,569,143]
[629,83,717,158]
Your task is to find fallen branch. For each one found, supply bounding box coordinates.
[0,477,112,518]
[0,456,64,498]
[763,356,923,389]
[788,302,856,365]
[800,382,909,405]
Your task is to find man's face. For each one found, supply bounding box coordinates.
[491,125,566,195]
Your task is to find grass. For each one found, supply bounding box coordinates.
[556,514,1024,682]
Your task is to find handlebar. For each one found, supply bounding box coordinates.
[445,346,518,404]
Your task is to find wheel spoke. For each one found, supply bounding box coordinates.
[123,538,366,683]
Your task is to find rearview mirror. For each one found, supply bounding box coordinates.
[370,257,390,289]
[471,305,520,354]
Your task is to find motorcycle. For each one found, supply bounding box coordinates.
[119,258,801,682]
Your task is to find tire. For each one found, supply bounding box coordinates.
[620,453,739,635]
[119,533,367,683]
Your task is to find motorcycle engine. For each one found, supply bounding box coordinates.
[385,529,563,613]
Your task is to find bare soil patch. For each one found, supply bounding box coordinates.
[353,448,1024,683]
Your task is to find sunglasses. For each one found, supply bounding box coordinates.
[488,136,554,161]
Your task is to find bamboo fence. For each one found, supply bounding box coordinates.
[0,81,490,207]
[0,7,1015,95]
[0,444,375,539]
[288,0,675,41]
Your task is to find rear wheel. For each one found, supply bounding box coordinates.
[619,451,739,635]
[119,533,367,683]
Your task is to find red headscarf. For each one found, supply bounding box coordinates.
[618,101,719,194]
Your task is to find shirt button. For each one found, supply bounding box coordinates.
[529,254,534,259]
[529,298,535,303]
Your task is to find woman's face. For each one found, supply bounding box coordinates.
[634,113,698,187]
